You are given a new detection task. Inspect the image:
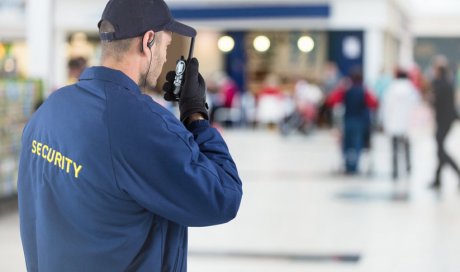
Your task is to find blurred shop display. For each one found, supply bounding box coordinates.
[245,31,327,96]
[67,32,97,63]
[0,42,28,79]
[0,79,42,199]
[414,37,460,76]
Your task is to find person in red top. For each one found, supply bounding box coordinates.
[208,71,239,125]
[255,74,286,126]
[326,67,378,174]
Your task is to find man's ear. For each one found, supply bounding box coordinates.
[140,31,155,53]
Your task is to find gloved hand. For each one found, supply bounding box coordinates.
[163,58,208,122]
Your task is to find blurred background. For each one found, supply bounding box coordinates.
[1,0,460,271]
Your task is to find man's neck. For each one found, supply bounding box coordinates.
[102,57,140,85]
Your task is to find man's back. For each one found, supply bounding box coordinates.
[344,85,367,119]
[19,68,162,271]
[18,67,242,271]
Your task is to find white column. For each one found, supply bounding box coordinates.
[364,28,384,86]
[399,30,414,69]
[53,30,68,88]
[26,0,54,96]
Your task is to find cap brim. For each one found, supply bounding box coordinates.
[164,20,197,38]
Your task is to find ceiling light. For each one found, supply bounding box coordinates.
[218,36,235,53]
[298,36,315,53]
[253,35,271,52]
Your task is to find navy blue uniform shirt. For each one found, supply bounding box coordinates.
[18,66,243,272]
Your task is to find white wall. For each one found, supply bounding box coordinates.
[26,0,54,93]
[412,16,460,37]
[0,8,24,41]
[55,1,106,33]
[387,0,410,68]
[398,0,460,37]
[329,0,387,30]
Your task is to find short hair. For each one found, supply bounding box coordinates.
[395,68,408,79]
[432,55,450,78]
[99,20,137,62]
[68,57,87,70]
[349,66,363,84]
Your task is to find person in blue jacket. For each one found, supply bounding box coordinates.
[17,0,243,271]
[326,67,378,174]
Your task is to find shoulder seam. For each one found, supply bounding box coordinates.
[103,82,124,193]
[133,93,194,154]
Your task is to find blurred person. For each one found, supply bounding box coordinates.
[256,73,286,127]
[429,56,460,189]
[408,63,425,92]
[17,0,243,271]
[318,61,342,128]
[294,78,323,110]
[413,62,433,99]
[207,71,240,126]
[326,67,378,174]
[373,67,392,101]
[67,56,87,84]
[373,67,395,132]
[280,77,323,136]
[321,61,342,96]
[257,73,283,97]
[381,68,421,179]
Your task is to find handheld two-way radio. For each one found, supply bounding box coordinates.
[172,37,195,101]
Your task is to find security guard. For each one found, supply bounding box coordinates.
[18,0,243,271]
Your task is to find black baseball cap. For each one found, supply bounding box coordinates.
[98,0,196,41]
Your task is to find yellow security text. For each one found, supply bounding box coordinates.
[31,140,83,179]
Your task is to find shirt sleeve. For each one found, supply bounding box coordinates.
[364,89,379,109]
[108,94,242,227]
[325,87,346,107]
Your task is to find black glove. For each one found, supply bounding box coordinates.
[162,71,177,102]
[162,58,208,122]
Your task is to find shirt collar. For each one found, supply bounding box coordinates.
[79,66,140,94]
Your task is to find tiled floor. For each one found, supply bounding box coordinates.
[2,114,460,271]
[188,124,460,272]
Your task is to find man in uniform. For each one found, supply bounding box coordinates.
[18,0,243,271]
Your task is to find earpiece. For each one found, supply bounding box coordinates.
[140,33,155,52]
[147,38,155,49]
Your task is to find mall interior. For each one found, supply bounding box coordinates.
[1,0,460,271]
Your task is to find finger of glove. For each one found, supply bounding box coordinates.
[164,92,177,101]
[184,58,199,84]
[165,71,176,82]
[198,73,205,88]
[181,58,199,98]
[198,73,206,98]
[187,57,199,72]
[162,81,174,93]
